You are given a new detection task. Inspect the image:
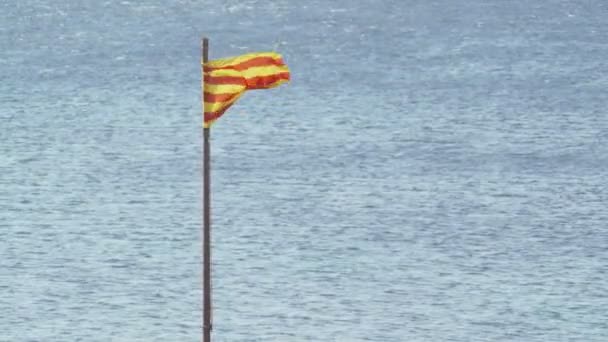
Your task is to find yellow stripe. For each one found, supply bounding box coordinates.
[205,69,243,78]
[205,65,289,80]
[203,52,282,68]
[204,82,246,94]
[204,93,243,112]
[204,81,287,114]
[239,65,289,79]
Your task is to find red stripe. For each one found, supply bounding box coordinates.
[204,56,285,72]
[205,72,290,88]
[204,75,246,85]
[204,92,240,103]
[205,108,230,123]
[245,72,290,89]
[204,73,290,101]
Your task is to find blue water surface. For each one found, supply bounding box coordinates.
[1,1,607,341]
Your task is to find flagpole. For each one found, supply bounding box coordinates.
[201,37,212,342]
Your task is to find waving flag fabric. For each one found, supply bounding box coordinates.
[202,52,290,128]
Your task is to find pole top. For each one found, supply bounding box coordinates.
[202,37,209,63]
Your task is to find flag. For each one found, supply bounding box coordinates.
[202,52,290,128]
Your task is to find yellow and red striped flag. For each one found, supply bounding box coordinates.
[202,52,290,128]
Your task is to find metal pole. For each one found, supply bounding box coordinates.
[201,37,212,342]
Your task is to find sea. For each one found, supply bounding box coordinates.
[1,0,607,341]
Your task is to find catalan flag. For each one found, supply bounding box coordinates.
[202,52,290,128]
